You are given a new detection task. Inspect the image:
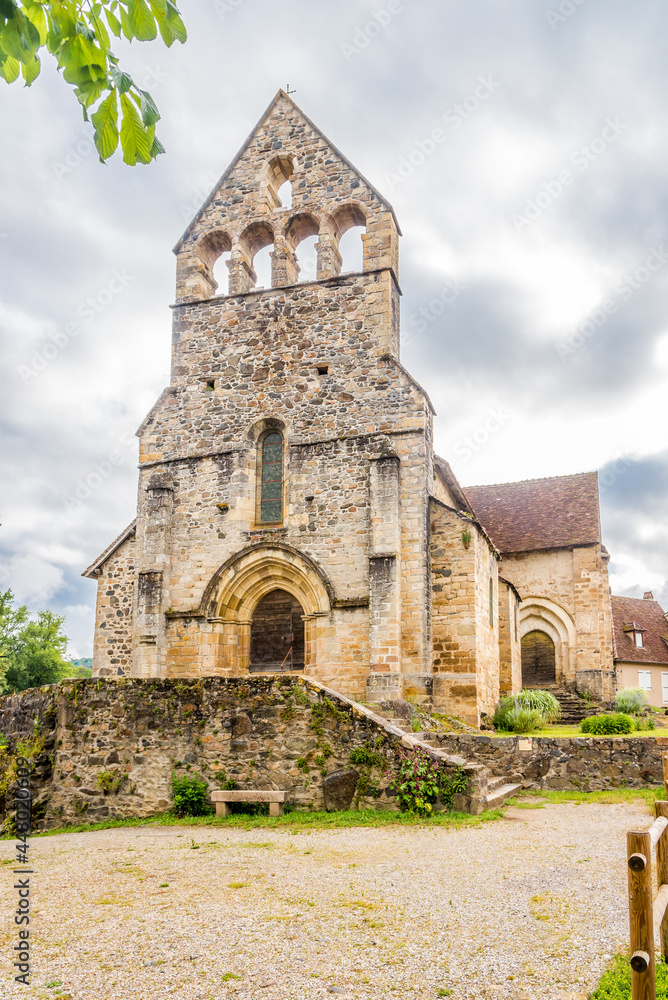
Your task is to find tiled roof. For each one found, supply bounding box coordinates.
[82,521,136,579]
[611,595,668,665]
[463,472,601,554]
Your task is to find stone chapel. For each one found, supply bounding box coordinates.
[83,91,615,724]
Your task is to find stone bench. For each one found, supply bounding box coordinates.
[210,789,288,817]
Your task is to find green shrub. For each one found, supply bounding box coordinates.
[515,689,561,722]
[581,713,634,736]
[171,774,214,817]
[493,696,544,733]
[615,687,649,715]
[634,715,656,731]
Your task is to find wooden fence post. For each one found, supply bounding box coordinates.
[663,753,668,801]
[628,829,656,1000]
[655,802,668,964]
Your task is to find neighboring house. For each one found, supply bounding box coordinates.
[613,593,668,708]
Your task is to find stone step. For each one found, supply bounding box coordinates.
[487,775,506,793]
[484,782,522,809]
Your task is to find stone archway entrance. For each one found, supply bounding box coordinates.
[521,630,556,687]
[250,589,305,672]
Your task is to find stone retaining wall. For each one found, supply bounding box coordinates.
[0,676,484,831]
[430,732,667,790]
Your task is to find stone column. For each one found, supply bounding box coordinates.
[271,235,299,287]
[316,231,342,280]
[366,452,402,701]
[135,479,173,677]
[227,251,256,296]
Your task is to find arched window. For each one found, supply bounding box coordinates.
[331,203,367,273]
[258,431,284,523]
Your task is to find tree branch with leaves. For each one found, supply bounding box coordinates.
[0,0,187,164]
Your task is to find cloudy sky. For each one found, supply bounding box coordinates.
[1,0,667,657]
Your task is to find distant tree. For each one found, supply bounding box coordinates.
[0,1,187,164]
[0,589,72,692]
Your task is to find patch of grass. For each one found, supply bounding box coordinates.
[592,953,668,998]
[518,787,664,809]
[21,806,508,840]
[221,973,242,982]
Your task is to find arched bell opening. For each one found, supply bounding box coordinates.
[249,589,305,672]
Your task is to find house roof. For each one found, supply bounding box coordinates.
[433,454,475,515]
[463,472,601,554]
[82,521,136,579]
[611,595,668,665]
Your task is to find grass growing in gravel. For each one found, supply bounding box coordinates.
[20,806,507,839]
[592,953,668,998]
[518,787,665,809]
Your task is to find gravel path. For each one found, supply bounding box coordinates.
[0,800,648,1000]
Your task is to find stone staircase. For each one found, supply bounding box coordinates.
[536,685,605,724]
[371,703,521,814]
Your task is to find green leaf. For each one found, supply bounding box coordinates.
[0,0,17,20]
[109,64,132,93]
[152,0,185,46]
[0,51,19,82]
[120,91,153,165]
[138,87,159,126]
[104,9,122,37]
[0,9,40,62]
[149,132,165,157]
[20,52,39,84]
[91,89,119,160]
[127,0,157,41]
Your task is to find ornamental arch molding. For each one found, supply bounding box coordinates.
[519,596,576,686]
[198,544,334,676]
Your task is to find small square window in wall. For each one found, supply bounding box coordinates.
[316,365,329,376]
[638,670,652,691]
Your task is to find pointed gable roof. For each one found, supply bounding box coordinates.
[173,90,400,254]
[611,595,668,664]
[464,472,601,554]
[82,521,136,579]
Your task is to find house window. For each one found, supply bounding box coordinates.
[259,431,283,523]
[635,631,645,648]
[638,670,652,691]
[489,576,494,628]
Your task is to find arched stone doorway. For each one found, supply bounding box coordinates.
[198,543,333,676]
[250,589,305,672]
[521,630,556,687]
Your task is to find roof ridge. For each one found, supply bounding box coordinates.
[464,470,598,490]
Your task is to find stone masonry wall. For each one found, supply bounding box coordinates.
[430,500,500,725]
[0,678,486,832]
[431,731,668,791]
[500,544,614,681]
[498,580,522,696]
[92,534,136,678]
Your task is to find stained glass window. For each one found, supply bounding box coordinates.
[260,431,283,523]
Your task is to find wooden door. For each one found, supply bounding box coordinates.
[521,630,556,687]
